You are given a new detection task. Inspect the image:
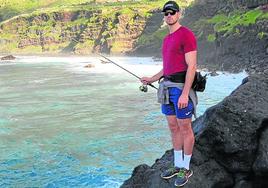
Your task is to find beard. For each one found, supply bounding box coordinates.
[166,20,177,26]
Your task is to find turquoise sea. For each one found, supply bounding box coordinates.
[0,56,247,187]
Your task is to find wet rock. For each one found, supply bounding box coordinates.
[209,70,219,76]
[253,120,268,175]
[84,64,95,68]
[1,55,16,60]
[100,59,109,64]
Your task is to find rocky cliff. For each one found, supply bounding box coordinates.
[0,1,169,55]
[180,0,268,73]
[121,65,268,188]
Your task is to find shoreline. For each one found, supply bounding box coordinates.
[0,52,161,58]
[0,54,249,74]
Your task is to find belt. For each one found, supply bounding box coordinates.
[159,71,186,83]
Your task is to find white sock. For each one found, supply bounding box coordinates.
[174,150,183,168]
[183,154,192,170]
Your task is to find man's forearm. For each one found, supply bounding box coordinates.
[150,69,163,83]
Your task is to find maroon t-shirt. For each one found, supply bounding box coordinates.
[162,26,197,76]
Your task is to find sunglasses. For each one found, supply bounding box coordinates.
[164,11,176,16]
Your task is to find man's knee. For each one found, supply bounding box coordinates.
[167,116,180,133]
[177,119,193,136]
[168,122,179,133]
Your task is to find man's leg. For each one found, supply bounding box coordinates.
[174,118,194,187]
[160,115,183,179]
[177,118,194,170]
[166,115,183,152]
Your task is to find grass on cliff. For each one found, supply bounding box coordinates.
[189,8,268,42]
[137,26,168,47]
[0,0,92,21]
[207,9,267,35]
[0,0,193,22]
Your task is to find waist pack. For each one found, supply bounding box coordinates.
[192,72,207,92]
[161,71,207,92]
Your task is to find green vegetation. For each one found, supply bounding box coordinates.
[0,0,95,21]
[207,34,216,42]
[0,0,192,22]
[196,8,268,43]
[207,9,266,35]
[0,42,17,53]
[110,40,125,53]
[257,32,268,39]
[259,11,268,19]
[0,32,15,40]
[137,27,168,46]
[18,45,43,53]
[74,40,95,53]
[45,42,70,52]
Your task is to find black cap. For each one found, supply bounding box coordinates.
[162,1,180,12]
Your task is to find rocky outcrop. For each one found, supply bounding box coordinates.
[121,71,268,188]
[84,63,95,68]
[1,55,16,60]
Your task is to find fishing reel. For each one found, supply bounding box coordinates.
[139,84,148,92]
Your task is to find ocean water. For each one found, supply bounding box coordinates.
[0,56,247,187]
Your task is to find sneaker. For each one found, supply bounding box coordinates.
[160,167,181,179]
[174,168,193,187]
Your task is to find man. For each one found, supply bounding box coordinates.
[141,1,197,187]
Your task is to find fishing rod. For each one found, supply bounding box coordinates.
[69,38,157,92]
[98,54,158,92]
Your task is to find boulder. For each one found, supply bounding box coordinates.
[209,70,219,76]
[1,55,16,60]
[100,59,109,64]
[84,64,95,68]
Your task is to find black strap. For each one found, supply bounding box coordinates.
[160,71,187,83]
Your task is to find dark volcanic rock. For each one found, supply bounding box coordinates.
[100,59,109,64]
[121,73,268,188]
[1,55,16,60]
[209,71,219,76]
[84,63,95,68]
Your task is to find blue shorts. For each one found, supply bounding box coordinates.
[161,87,194,119]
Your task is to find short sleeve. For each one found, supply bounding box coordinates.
[184,30,197,53]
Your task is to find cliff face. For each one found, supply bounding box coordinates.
[0,4,155,54]
[181,0,268,73]
[0,1,198,55]
[121,68,268,188]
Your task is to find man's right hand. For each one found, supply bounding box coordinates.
[140,77,152,85]
[140,69,163,85]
